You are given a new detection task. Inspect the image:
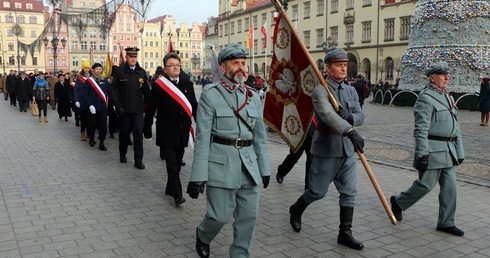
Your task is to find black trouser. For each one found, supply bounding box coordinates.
[162,147,185,200]
[118,113,144,162]
[79,110,88,133]
[108,113,119,134]
[19,101,29,112]
[10,93,17,106]
[277,141,312,188]
[4,92,8,100]
[36,99,48,117]
[87,110,108,141]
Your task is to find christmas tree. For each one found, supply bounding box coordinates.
[400,0,490,92]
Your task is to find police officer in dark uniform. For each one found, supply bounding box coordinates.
[109,47,150,169]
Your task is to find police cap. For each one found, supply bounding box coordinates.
[324,48,349,64]
[425,61,450,76]
[125,47,140,57]
[218,44,247,64]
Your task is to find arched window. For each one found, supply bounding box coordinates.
[90,30,96,38]
[385,57,394,80]
[71,29,78,37]
[5,15,13,23]
[29,16,37,24]
[17,15,25,23]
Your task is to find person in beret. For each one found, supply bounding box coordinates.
[187,43,270,258]
[288,48,365,250]
[391,61,465,237]
[85,63,110,151]
[109,47,150,169]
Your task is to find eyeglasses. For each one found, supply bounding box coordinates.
[165,64,181,68]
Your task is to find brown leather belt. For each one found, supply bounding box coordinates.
[316,126,340,135]
[428,135,458,142]
[212,136,253,149]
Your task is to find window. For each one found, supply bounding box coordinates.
[8,43,13,51]
[21,56,26,66]
[224,23,228,36]
[49,58,53,67]
[71,41,78,50]
[0,56,2,65]
[330,26,338,42]
[400,16,411,40]
[71,29,78,37]
[72,57,79,67]
[385,0,395,4]
[26,3,32,9]
[3,2,9,7]
[304,30,310,48]
[385,58,394,80]
[317,0,324,16]
[304,2,310,19]
[219,25,223,37]
[17,15,25,23]
[90,41,96,50]
[81,30,87,37]
[254,39,258,55]
[345,25,353,44]
[346,0,354,10]
[5,14,13,23]
[245,18,250,30]
[362,21,371,42]
[261,13,267,28]
[331,0,338,13]
[29,16,37,24]
[237,19,242,33]
[156,52,159,58]
[7,29,12,37]
[32,57,37,66]
[113,46,117,51]
[81,41,88,50]
[384,19,395,41]
[316,29,324,47]
[14,2,21,8]
[363,0,372,6]
[30,30,36,38]
[99,42,106,50]
[90,30,96,38]
[292,5,298,21]
[150,52,153,58]
[231,21,235,34]
[89,2,95,7]
[253,15,258,29]
[61,58,67,67]
[9,56,14,65]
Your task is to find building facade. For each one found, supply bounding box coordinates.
[212,0,418,85]
[0,0,46,74]
[110,3,140,67]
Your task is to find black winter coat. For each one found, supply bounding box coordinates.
[144,72,198,148]
[109,62,150,114]
[16,77,32,102]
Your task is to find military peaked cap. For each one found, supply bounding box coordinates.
[218,44,247,64]
[425,61,450,76]
[324,48,349,64]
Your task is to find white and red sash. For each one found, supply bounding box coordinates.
[87,77,107,104]
[155,77,195,147]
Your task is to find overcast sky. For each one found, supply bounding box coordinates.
[147,0,219,25]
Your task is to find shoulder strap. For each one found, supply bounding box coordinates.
[215,86,254,134]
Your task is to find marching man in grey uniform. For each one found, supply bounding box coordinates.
[288,48,366,250]
[187,44,271,258]
[391,61,465,236]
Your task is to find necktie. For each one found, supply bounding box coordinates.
[337,85,342,104]
[171,80,178,85]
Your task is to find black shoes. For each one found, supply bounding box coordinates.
[99,142,107,151]
[338,228,364,250]
[134,161,145,169]
[181,161,186,166]
[175,197,186,206]
[120,155,127,163]
[160,151,166,160]
[436,226,464,236]
[196,228,210,258]
[89,138,96,147]
[390,196,403,221]
[276,173,284,184]
[289,205,302,232]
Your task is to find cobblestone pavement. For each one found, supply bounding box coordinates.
[0,92,489,258]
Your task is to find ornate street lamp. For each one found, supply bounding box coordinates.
[43,36,67,74]
[321,36,338,54]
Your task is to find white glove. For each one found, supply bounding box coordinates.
[89,105,96,114]
[75,101,80,108]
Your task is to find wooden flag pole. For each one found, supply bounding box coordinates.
[272,0,397,225]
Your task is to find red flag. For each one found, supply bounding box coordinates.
[246,24,254,48]
[168,35,174,53]
[261,19,267,48]
[263,12,319,152]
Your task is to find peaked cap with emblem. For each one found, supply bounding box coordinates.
[324,48,349,64]
[218,44,247,64]
[425,61,450,77]
[125,47,140,57]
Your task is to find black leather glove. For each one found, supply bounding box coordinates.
[337,106,354,125]
[416,155,429,172]
[117,107,125,118]
[346,130,364,153]
[186,181,206,199]
[458,159,464,165]
[262,176,270,189]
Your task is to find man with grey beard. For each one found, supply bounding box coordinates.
[187,44,271,258]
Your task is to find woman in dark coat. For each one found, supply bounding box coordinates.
[479,78,490,126]
[54,73,72,121]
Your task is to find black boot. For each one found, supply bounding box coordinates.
[89,136,96,147]
[289,196,309,232]
[337,206,364,250]
[99,140,107,151]
[196,228,210,258]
